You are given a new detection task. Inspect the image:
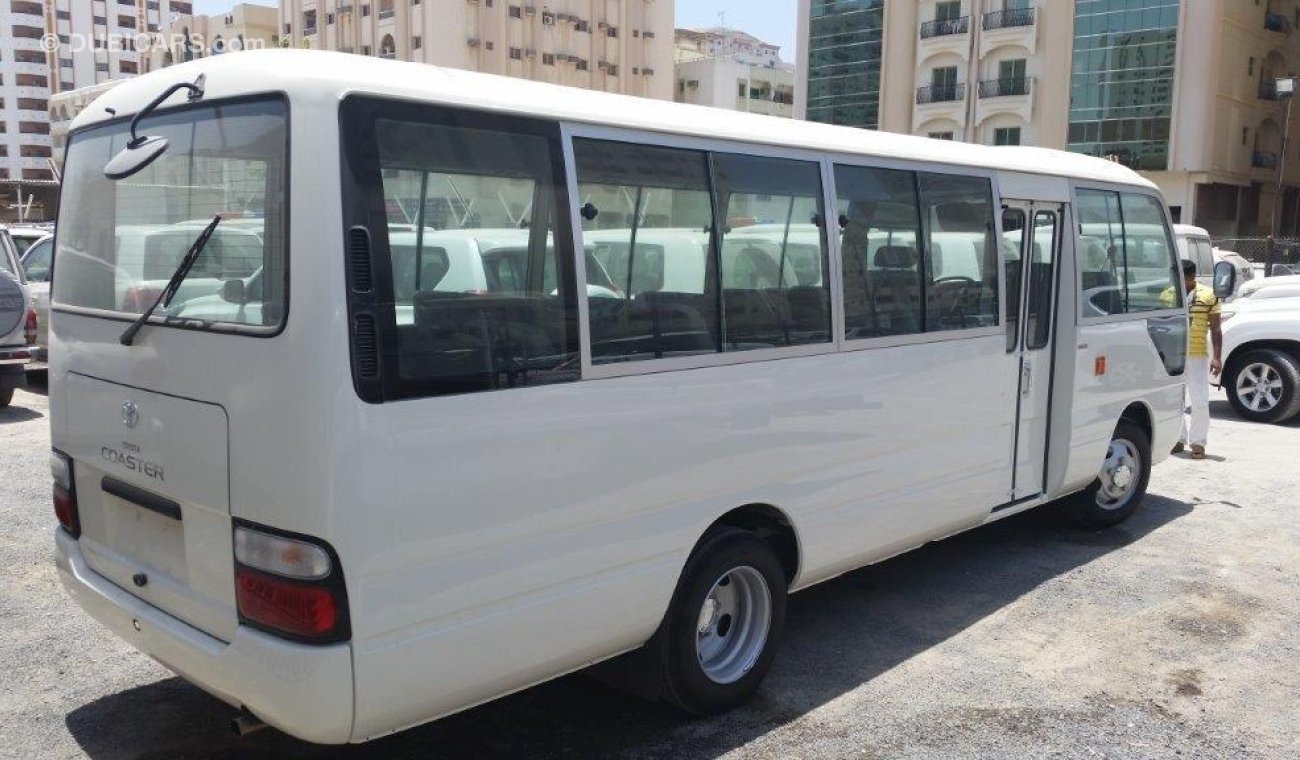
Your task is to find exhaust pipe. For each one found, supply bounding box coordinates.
[231,709,268,737]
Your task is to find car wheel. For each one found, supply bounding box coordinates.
[0,387,12,408]
[1225,349,1300,423]
[1069,420,1151,529]
[654,527,787,715]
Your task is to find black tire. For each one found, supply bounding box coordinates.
[1068,419,1151,529]
[1225,349,1300,424]
[654,527,787,715]
[0,387,11,408]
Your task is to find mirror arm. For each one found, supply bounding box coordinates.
[126,74,206,147]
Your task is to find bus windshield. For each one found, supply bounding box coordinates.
[53,97,288,330]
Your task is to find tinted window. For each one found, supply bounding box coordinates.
[54,98,287,328]
[373,116,579,394]
[836,164,923,338]
[22,238,53,282]
[919,173,999,331]
[1077,188,1180,316]
[1026,211,1057,350]
[575,139,719,363]
[1002,208,1026,351]
[713,153,831,348]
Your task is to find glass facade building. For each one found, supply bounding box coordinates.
[1067,0,1180,170]
[806,0,886,129]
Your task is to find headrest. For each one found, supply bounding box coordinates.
[874,246,916,269]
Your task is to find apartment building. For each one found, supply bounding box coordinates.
[796,0,1300,237]
[277,0,674,100]
[675,27,795,118]
[796,0,1070,145]
[144,4,279,70]
[1,0,56,186]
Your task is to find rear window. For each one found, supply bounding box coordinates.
[53,97,288,331]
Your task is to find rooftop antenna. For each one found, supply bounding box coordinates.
[718,9,728,28]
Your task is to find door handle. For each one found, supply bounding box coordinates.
[1021,363,1032,398]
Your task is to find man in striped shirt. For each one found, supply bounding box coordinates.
[1162,259,1223,459]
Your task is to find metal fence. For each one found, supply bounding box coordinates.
[1211,237,1300,275]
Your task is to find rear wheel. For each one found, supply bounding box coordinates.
[655,527,787,715]
[1069,420,1151,528]
[0,387,11,408]
[1225,349,1300,423]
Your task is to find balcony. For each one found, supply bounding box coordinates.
[978,77,1031,98]
[1253,150,1279,169]
[920,16,969,39]
[916,83,965,104]
[1265,12,1291,33]
[983,7,1034,30]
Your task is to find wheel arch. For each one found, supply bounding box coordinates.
[1119,399,1154,443]
[1224,339,1300,378]
[703,503,801,586]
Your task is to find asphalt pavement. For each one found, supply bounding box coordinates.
[2,379,1297,759]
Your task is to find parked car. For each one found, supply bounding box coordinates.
[1171,224,1254,296]
[18,233,51,369]
[0,227,34,406]
[1213,272,1300,423]
[7,224,54,258]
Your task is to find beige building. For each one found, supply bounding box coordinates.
[796,0,1300,237]
[675,27,795,119]
[277,0,674,100]
[146,3,279,70]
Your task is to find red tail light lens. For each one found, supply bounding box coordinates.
[236,567,340,638]
[24,308,36,346]
[232,523,350,644]
[51,450,79,537]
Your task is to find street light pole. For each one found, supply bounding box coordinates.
[1269,76,1296,277]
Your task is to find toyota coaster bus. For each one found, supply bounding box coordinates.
[50,51,1186,744]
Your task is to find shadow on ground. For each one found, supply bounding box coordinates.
[1208,398,1300,427]
[66,495,1193,760]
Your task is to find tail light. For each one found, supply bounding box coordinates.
[233,523,350,643]
[52,449,80,537]
[24,308,37,345]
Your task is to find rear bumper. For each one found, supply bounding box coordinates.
[55,529,356,744]
[0,350,28,389]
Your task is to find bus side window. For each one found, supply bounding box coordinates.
[918,173,999,332]
[574,139,720,364]
[834,164,924,339]
[1002,208,1027,352]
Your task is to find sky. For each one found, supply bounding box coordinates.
[192,0,800,61]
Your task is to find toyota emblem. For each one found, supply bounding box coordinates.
[121,401,139,429]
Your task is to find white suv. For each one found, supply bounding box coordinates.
[1213,272,1300,423]
[0,227,35,407]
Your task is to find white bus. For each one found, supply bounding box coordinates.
[50,51,1186,744]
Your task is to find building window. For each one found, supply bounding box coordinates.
[508,5,520,17]
[16,97,47,111]
[56,9,70,19]
[15,73,47,87]
[935,0,961,21]
[11,24,44,38]
[606,64,617,76]
[1243,127,1249,146]
[118,14,135,27]
[606,25,618,37]
[542,52,554,65]
[928,131,955,140]
[1249,56,1255,76]
[412,35,421,49]
[361,4,370,15]
[20,144,52,158]
[994,127,1021,145]
[120,60,138,74]
[19,121,49,134]
[509,46,522,59]
[23,168,54,181]
[92,15,106,24]
[576,58,588,70]
[575,20,589,32]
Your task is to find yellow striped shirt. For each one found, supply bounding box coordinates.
[1161,283,1220,358]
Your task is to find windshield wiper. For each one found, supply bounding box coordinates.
[120,214,222,346]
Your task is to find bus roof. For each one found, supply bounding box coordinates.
[76,50,1155,190]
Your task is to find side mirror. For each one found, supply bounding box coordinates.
[1213,260,1236,299]
[221,278,247,304]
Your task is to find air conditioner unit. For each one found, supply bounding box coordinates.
[541,11,554,24]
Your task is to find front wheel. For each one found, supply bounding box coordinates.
[1069,420,1151,528]
[0,387,11,408]
[1225,349,1300,423]
[655,527,787,715]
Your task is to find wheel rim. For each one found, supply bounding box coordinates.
[1096,438,1141,510]
[695,566,772,684]
[1236,362,1284,412]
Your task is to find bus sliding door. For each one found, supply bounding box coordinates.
[1001,202,1061,499]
